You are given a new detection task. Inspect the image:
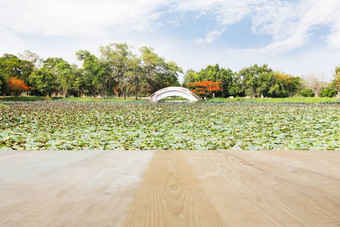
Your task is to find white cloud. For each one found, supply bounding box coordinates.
[0,0,168,37]
[2,0,339,50]
[250,0,340,52]
[175,0,340,52]
[194,29,225,44]
[175,0,261,43]
[0,0,339,81]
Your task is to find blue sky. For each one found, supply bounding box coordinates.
[1,0,340,82]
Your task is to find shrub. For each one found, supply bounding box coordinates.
[300,89,314,97]
[320,87,337,98]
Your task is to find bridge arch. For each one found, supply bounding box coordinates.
[148,87,201,102]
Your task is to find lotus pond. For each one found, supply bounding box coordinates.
[0,101,339,150]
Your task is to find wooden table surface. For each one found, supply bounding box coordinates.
[0,150,339,226]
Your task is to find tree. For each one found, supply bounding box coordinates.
[70,64,84,97]
[29,58,64,96]
[238,64,274,98]
[188,81,222,98]
[183,64,237,97]
[273,71,301,97]
[301,74,325,98]
[8,77,30,96]
[18,50,40,66]
[154,61,182,89]
[77,50,110,98]
[55,60,74,98]
[0,53,34,95]
[125,56,143,99]
[100,43,133,98]
[183,69,199,87]
[333,66,340,97]
[139,46,181,93]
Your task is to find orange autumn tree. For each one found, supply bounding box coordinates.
[188,81,222,98]
[8,77,31,97]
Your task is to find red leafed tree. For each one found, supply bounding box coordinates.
[188,81,222,98]
[8,77,31,97]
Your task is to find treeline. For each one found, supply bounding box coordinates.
[183,64,340,98]
[0,44,182,98]
[0,43,339,99]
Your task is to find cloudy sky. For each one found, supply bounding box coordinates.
[1,0,340,81]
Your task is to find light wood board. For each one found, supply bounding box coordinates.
[0,150,339,226]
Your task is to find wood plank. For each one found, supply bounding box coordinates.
[182,150,340,226]
[0,150,102,184]
[123,150,225,227]
[1,150,339,226]
[0,151,154,227]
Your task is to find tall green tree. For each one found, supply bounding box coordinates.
[238,64,274,97]
[125,56,144,99]
[100,43,133,98]
[154,61,182,89]
[140,46,181,93]
[29,58,65,96]
[0,53,34,95]
[55,60,74,98]
[274,71,301,97]
[18,50,40,66]
[70,64,85,97]
[76,50,110,98]
[183,69,199,87]
[333,66,340,97]
[183,64,237,97]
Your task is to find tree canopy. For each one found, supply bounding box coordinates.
[0,45,338,99]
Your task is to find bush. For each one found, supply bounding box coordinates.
[320,87,337,98]
[300,89,314,97]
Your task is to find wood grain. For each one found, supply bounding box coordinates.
[0,151,154,227]
[123,150,224,226]
[183,150,340,226]
[0,150,339,226]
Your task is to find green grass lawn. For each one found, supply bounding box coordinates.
[58,97,148,103]
[0,96,149,103]
[1,96,339,104]
[0,96,51,101]
[202,97,340,104]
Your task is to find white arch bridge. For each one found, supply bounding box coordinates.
[147,87,201,102]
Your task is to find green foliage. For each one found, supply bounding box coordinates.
[239,64,275,97]
[140,46,182,93]
[1,102,339,150]
[0,53,34,95]
[0,47,337,101]
[320,87,337,98]
[300,89,315,97]
[273,71,301,97]
[76,50,110,98]
[183,64,238,97]
[333,66,340,95]
[29,58,65,96]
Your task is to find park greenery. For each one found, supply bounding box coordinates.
[0,44,339,99]
[1,44,339,152]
